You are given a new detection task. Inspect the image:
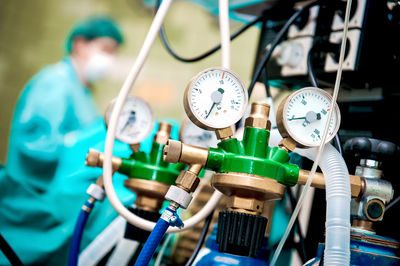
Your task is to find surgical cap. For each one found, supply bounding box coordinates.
[64,15,124,54]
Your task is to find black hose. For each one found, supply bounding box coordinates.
[185,211,214,266]
[247,0,321,99]
[0,234,23,266]
[286,189,308,263]
[307,46,343,155]
[155,0,263,63]
[307,46,319,88]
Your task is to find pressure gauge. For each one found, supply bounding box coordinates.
[184,67,248,130]
[277,87,341,148]
[105,96,154,144]
[179,118,219,148]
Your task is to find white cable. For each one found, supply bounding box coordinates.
[102,0,228,233]
[102,0,173,233]
[270,0,353,264]
[219,0,230,69]
[154,233,173,266]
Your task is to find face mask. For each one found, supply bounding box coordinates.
[84,51,115,83]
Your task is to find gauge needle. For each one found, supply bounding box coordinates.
[205,88,224,119]
[288,111,321,122]
[121,111,136,131]
[288,116,307,121]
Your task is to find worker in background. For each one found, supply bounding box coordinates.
[5,15,123,193]
[0,16,128,265]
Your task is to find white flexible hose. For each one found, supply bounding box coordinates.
[295,144,351,265]
[102,0,228,233]
[219,0,230,69]
[270,0,353,265]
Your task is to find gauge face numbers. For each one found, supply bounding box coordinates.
[105,96,154,144]
[185,67,248,130]
[282,88,340,147]
[179,119,219,148]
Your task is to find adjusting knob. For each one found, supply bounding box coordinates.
[216,211,268,257]
[343,137,400,161]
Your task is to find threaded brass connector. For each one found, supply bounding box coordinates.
[175,170,200,193]
[85,149,122,171]
[245,102,271,130]
[163,140,209,166]
[215,127,234,141]
[278,137,297,152]
[154,121,172,145]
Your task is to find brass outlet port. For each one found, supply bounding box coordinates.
[154,122,172,145]
[86,149,122,171]
[163,140,209,166]
[245,102,271,130]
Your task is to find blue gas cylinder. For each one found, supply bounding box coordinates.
[194,225,270,265]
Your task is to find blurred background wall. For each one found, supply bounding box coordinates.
[0,0,260,163]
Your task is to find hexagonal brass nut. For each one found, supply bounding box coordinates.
[227,195,264,215]
[245,117,268,129]
[176,170,200,193]
[279,138,297,152]
[215,127,233,140]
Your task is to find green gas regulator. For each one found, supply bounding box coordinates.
[86,96,184,243]
[162,67,352,257]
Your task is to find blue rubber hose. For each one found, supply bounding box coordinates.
[68,200,94,266]
[135,218,169,266]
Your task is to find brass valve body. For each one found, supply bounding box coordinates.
[124,178,170,212]
[212,172,285,215]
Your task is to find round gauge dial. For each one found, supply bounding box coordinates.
[105,96,154,144]
[179,118,219,148]
[184,67,248,130]
[277,87,341,148]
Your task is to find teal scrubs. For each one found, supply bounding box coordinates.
[0,58,135,265]
[5,57,99,192]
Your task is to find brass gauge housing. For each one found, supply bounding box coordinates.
[183,67,248,131]
[277,87,341,148]
[105,96,154,145]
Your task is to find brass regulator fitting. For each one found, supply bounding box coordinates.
[86,122,184,213]
[297,169,363,198]
[163,147,205,209]
[244,101,271,130]
[86,148,122,171]
[163,102,299,257]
